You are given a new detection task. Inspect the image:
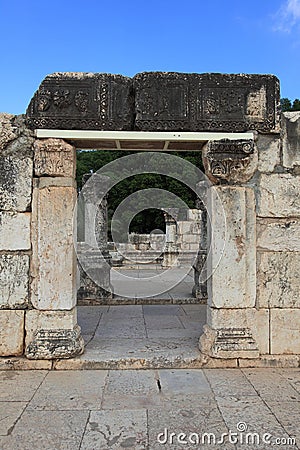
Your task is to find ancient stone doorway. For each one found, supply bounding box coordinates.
[3,71,296,367]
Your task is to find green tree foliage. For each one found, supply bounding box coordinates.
[281,98,300,112]
[76,150,202,236]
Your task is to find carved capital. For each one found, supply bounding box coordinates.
[34,138,76,177]
[203,139,257,184]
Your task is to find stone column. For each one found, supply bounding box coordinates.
[192,181,208,301]
[77,173,112,302]
[199,139,264,359]
[161,209,179,268]
[26,138,84,359]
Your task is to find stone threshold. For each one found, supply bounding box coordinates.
[0,354,298,370]
[77,297,207,306]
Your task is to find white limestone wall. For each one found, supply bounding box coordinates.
[0,114,33,356]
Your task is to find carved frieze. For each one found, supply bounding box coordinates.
[134,72,280,132]
[202,139,257,184]
[26,73,134,130]
[26,72,280,132]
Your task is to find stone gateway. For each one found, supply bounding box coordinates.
[0,72,299,368]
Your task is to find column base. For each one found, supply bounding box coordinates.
[199,324,259,359]
[25,325,84,360]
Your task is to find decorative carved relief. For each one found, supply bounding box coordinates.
[26,72,280,132]
[200,325,259,359]
[26,73,134,130]
[203,139,257,184]
[34,138,76,177]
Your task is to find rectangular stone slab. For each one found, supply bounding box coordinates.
[134,72,280,132]
[26,72,134,131]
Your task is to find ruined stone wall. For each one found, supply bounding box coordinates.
[200,112,300,365]
[0,114,34,356]
[255,112,300,358]
[0,115,83,360]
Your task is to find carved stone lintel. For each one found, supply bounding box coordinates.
[203,139,257,184]
[25,325,84,359]
[199,324,259,359]
[26,73,134,131]
[26,72,280,132]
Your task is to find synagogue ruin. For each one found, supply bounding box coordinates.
[0,72,299,367]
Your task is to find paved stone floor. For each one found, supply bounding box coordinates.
[0,368,299,449]
[59,305,206,369]
[110,265,195,302]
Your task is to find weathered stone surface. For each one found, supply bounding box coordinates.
[26,72,280,132]
[25,309,84,359]
[207,186,256,308]
[0,212,30,250]
[81,410,148,449]
[0,310,24,356]
[238,355,300,368]
[203,139,257,184]
[0,357,52,370]
[0,113,18,150]
[257,218,300,251]
[282,111,300,168]
[256,133,281,172]
[34,138,76,177]
[271,309,300,354]
[257,252,300,308]
[27,370,107,410]
[257,173,300,217]
[0,401,27,436]
[0,370,47,401]
[203,307,269,355]
[0,254,29,309]
[134,72,280,132]
[31,178,77,310]
[0,154,33,212]
[200,324,259,359]
[26,72,134,130]
[0,410,89,450]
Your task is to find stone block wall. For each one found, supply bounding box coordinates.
[200,112,300,362]
[0,114,34,356]
[256,112,300,356]
[0,115,84,359]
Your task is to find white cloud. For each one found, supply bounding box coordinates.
[273,0,300,32]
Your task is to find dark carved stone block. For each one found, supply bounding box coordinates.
[134,72,280,132]
[26,73,134,130]
[26,71,280,132]
[203,139,257,184]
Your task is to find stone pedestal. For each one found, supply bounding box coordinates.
[25,308,84,359]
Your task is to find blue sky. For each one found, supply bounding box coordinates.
[1,0,300,115]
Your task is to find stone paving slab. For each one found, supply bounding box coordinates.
[0,370,47,401]
[242,368,300,401]
[27,370,107,411]
[0,368,299,449]
[0,410,89,450]
[0,401,27,436]
[80,409,148,449]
